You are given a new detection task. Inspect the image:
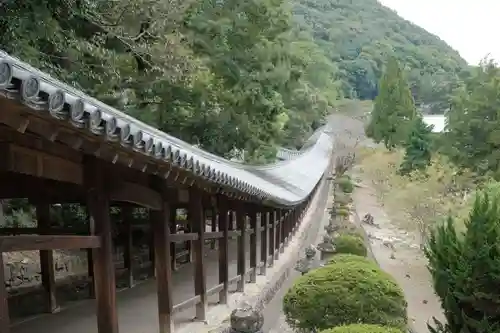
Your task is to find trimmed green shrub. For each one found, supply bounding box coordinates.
[283,260,407,331]
[336,175,354,193]
[334,234,367,256]
[320,323,404,333]
[335,207,350,218]
[327,253,374,266]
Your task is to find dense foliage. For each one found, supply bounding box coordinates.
[292,0,467,104]
[283,259,407,331]
[0,0,339,162]
[425,190,500,333]
[320,324,404,333]
[399,116,433,175]
[333,234,367,257]
[444,60,500,179]
[366,57,416,149]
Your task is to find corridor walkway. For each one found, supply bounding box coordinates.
[11,238,251,333]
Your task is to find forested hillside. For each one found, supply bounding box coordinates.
[0,0,466,161]
[292,0,467,108]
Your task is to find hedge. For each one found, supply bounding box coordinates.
[327,253,374,266]
[283,260,407,331]
[336,175,354,193]
[320,323,404,333]
[334,234,367,257]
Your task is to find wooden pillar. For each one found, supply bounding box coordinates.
[280,210,287,252]
[85,157,118,333]
[259,210,269,275]
[236,203,247,292]
[149,210,156,277]
[268,210,275,267]
[210,208,217,250]
[249,207,258,283]
[189,187,207,320]
[151,182,175,333]
[122,207,134,288]
[169,207,178,271]
[87,205,95,299]
[228,211,234,231]
[217,196,229,304]
[0,252,9,333]
[36,203,59,313]
[186,211,193,264]
[274,210,281,260]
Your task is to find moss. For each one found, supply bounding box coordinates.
[283,260,407,331]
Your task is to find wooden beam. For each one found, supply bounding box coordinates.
[0,143,83,184]
[169,207,178,271]
[150,180,175,333]
[236,203,247,292]
[85,156,118,333]
[0,235,100,252]
[0,252,9,333]
[37,203,59,313]
[217,195,229,304]
[189,187,207,320]
[110,181,161,211]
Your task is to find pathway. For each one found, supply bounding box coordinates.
[11,238,249,333]
[352,178,444,333]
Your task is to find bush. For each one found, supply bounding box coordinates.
[425,191,500,333]
[335,207,350,218]
[328,253,374,266]
[336,175,354,193]
[334,234,367,256]
[320,324,404,333]
[283,260,407,331]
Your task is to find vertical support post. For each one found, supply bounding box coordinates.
[189,187,207,320]
[37,203,59,313]
[259,210,269,275]
[87,205,95,299]
[149,211,156,277]
[85,157,118,333]
[228,211,234,231]
[268,210,275,267]
[0,253,9,333]
[186,211,193,264]
[236,202,247,292]
[151,182,175,333]
[122,207,134,288]
[280,211,286,252]
[249,207,258,283]
[210,208,217,250]
[169,207,178,271]
[217,196,229,304]
[274,210,281,260]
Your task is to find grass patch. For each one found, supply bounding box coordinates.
[354,146,475,237]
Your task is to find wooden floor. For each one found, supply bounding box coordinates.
[11,238,252,333]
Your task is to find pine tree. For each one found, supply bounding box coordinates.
[425,190,500,333]
[399,116,433,175]
[366,57,416,149]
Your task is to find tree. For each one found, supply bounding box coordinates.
[366,57,416,148]
[425,189,500,333]
[399,116,433,175]
[445,59,500,179]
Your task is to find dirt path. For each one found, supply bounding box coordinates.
[352,176,445,333]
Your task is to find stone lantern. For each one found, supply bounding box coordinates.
[294,245,318,275]
[317,234,336,262]
[230,303,264,333]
